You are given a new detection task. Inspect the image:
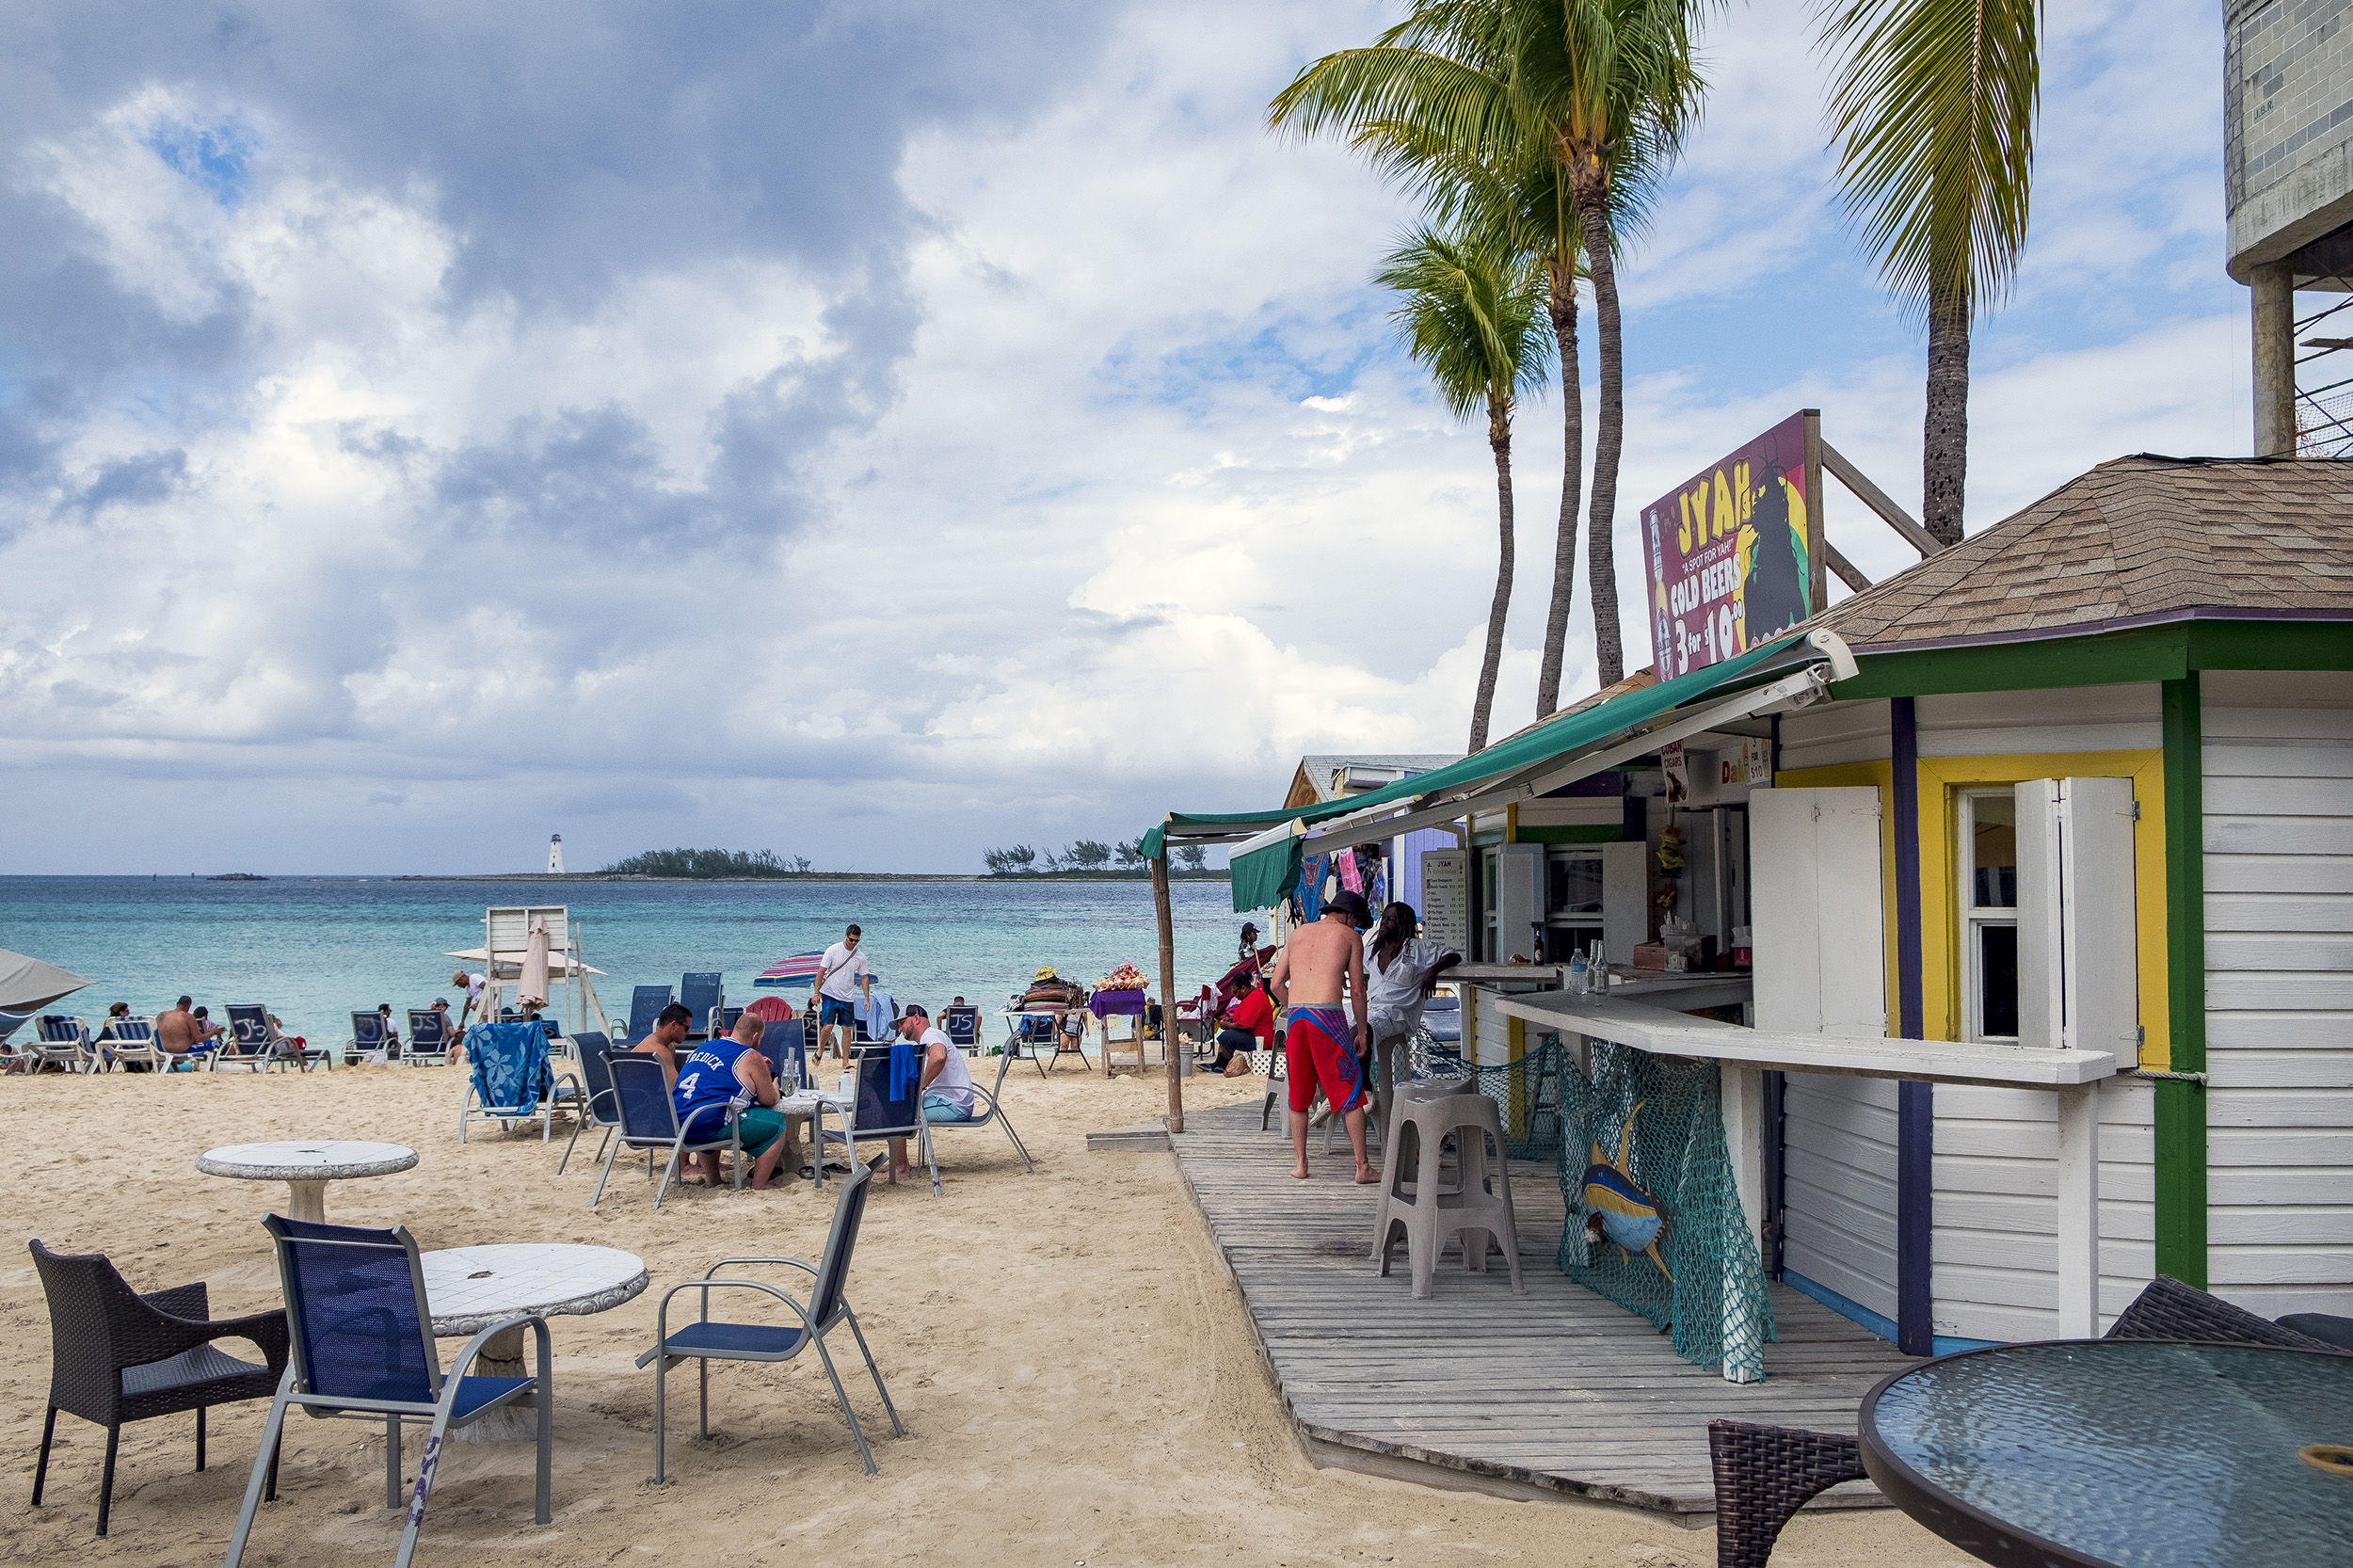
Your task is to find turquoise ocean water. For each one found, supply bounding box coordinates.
[0,876,1254,1044]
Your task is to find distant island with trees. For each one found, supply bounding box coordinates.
[568,842,1219,881]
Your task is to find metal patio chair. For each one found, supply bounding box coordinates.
[590,1052,744,1209]
[223,1216,551,1568]
[634,1159,904,1479]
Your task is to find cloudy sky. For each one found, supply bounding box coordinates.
[0,1,2242,874]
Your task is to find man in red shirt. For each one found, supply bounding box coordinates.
[1210,974,1275,1075]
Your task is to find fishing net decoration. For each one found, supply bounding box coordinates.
[1556,1038,1777,1382]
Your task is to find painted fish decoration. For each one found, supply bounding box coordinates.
[1580,1100,1673,1280]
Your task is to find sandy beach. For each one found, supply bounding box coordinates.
[1,1062,1977,1567]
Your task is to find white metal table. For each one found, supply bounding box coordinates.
[195,1139,418,1224]
[776,1086,856,1185]
[421,1242,648,1441]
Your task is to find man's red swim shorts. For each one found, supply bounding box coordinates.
[1285,1004,1364,1114]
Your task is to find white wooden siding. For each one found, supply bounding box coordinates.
[1931,1078,2155,1341]
[1516,796,1623,829]
[1783,1073,1900,1323]
[1915,683,2161,758]
[1778,698,1889,772]
[2201,670,2353,1319]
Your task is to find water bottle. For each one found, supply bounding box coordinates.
[1567,949,1589,996]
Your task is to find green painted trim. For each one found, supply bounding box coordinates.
[1828,618,2353,703]
[2155,673,2208,1288]
[2185,618,2353,670]
[1511,824,1623,844]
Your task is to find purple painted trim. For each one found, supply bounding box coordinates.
[1891,697,1933,1357]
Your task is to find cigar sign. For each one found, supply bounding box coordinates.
[1640,412,1814,678]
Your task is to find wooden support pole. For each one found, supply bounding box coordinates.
[1152,851,1185,1133]
[1801,408,1827,615]
[1823,539,1872,593]
[1818,439,1944,558]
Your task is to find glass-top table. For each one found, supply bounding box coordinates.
[1859,1340,2353,1568]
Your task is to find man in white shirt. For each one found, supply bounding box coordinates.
[808,924,872,1067]
[890,1007,975,1182]
[1362,901,1462,1140]
[451,969,488,1029]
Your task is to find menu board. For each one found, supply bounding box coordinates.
[1419,849,1468,953]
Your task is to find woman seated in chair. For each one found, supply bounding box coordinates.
[1209,974,1275,1076]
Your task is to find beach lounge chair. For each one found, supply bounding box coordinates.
[28,1239,290,1537]
[633,1159,904,1480]
[406,1010,453,1066]
[590,1052,745,1209]
[96,1017,172,1073]
[680,972,724,1038]
[619,985,672,1045]
[217,1005,331,1073]
[940,1004,982,1055]
[348,1012,398,1065]
[557,1033,619,1176]
[456,1022,584,1145]
[921,1043,1034,1179]
[223,1216,552,1568]
[32,1016,93,1074]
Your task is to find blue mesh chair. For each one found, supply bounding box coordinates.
[755,1027,807,1095]
[619,985,673,1046]
[405,1010,453,1066]
[348,1012,396,1065]
[31,1016,93,1074]
[940,1004,982,1054]
[634,1160,904,1479]
[590,1053,744,1210]
[456,1022,584,1144]
[680,973,725,1038]
[557,1033,619,1175]
[820,1044,937,1195]
[222,1216,551,1568]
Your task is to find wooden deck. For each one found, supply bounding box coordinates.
[1163,1099,1917,1514]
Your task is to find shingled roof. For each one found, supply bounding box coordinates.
[1814,455,2353,651]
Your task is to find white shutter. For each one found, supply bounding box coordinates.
[1751,786,1887,1037]
[2014,777,2138,1053]
[1495,842,1545,964]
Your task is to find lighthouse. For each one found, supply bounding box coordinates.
[548,834,564,874]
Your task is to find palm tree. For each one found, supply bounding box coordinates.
[1374,227,1554,751]
[1271,0,1706,696]
[1818,0,2041,547]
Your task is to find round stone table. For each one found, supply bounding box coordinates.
[196,1139,418,1224]
[422,1243,648,1441]
[1860,1340,2353,1568]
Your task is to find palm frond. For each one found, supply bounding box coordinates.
[1818,0,2041,315]
[1375,226,1556,423]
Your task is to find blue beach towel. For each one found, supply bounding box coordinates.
[466,1021,551,1112]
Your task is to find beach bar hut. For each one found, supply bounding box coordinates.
[1144,455,2353,1361]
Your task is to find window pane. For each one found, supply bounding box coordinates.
[1973,795,2017,909]
[1548,852,1604,916]
[1978,922,2019,1037]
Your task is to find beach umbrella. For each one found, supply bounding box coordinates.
[0,949,89,1044]
[754,952,826,989]
[0,949,88,1013]
[519,918,552,1008]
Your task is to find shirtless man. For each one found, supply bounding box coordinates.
[633,1002,695,1089]
[1268,889,1375,1183]
[154,995,221,1060]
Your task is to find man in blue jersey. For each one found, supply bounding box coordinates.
[672,1013,795,1191]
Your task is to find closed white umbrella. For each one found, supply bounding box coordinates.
[519,918,552,1009]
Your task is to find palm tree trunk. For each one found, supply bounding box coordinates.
[1922,279,1969,547]
[1470,392,1516,754]
[1534,253,1582,718]
[1571,173,1625,686]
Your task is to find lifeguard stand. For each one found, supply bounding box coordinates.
[444,905,611,1043]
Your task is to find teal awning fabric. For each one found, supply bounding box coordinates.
[1143,632,1809,878]
[1227,827,1303,913]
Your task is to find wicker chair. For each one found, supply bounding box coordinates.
[1705,1274,2344,1565]
[29,1240,289,1536]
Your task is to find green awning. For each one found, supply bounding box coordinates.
[1144,631,1811,909]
